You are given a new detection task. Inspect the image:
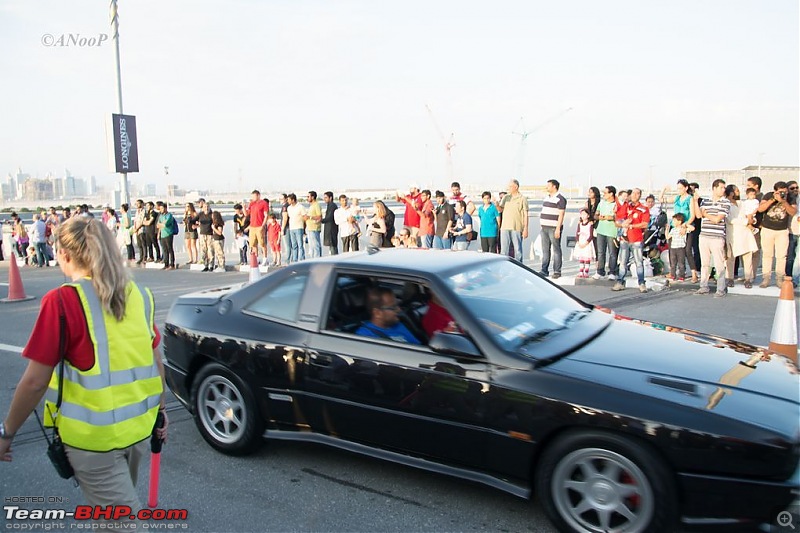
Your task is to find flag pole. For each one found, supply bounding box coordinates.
[110,0,129,206]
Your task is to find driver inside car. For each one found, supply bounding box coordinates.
[356,287,421,344]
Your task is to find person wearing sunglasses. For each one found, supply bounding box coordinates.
[356,287,421,344]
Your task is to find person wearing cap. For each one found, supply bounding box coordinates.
[433,191,455,250]
[397,184,423,245]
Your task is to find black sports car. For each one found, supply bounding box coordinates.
[163,249,799,532]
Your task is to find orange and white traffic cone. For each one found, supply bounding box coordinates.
[1,254,35,303]
[248,251,262,284]
[768,276,798,365]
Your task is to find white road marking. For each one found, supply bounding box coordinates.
[0,343,24,354]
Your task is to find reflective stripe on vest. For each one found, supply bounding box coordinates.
[44,280,162,451]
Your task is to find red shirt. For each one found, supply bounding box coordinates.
[421,300,455,338]
[418,199,435,236]
[626,202,649,243]
[402,194,422,228]
[247,199,270,228]
[23,286,161,371]
[267,221,281,244]
[615,199,629,220]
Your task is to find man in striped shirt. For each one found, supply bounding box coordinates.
[539,179,567,278]
[695,179,731,297]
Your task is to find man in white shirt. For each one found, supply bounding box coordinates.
[334,195,358,252]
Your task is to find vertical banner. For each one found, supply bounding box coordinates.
[108,113,139,173]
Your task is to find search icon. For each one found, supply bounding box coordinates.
[778,511,796,530]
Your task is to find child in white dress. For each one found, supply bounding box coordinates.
[574,209,596,278]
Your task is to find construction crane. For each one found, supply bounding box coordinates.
[425,104,456,183]
[512,107,572,180]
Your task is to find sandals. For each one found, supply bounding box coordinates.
[744,280,752,289]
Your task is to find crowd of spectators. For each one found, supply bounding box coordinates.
[3,175,798,291]
[575,175,799,293]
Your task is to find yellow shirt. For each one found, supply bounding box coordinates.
[306,201,322,231]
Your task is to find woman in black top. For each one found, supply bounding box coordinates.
[183,203,199,264]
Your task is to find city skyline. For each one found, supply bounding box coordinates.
[1,1,798,193]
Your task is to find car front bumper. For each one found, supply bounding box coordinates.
[678,467,799,529]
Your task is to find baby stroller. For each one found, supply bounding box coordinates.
[643,209,668,274]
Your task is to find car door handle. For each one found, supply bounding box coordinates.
[309,352,333,367]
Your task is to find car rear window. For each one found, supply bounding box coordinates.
[245,274,308,322]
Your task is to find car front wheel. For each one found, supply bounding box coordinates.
[192,364,264,455]
[536,430,677,533]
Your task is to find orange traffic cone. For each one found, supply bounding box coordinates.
[1,255,35,303]
[768,276,798,365]
[248,252,262,284]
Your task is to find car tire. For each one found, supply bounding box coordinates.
[535,430,677,533]
[191,363,264,456]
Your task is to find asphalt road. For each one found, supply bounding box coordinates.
[0,261,795,532]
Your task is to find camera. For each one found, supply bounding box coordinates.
[780,191,787,199]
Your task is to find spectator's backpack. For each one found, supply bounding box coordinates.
[170,215,180,235]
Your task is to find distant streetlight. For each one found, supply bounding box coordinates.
[758,152,766,176]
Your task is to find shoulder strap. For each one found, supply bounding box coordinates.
[56,288,67,410]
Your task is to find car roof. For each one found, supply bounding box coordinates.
[310,248,505,275]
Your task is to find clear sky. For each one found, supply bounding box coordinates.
[1,0,797,194]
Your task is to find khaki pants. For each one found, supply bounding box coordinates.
[198,234,214,266]
[760,227,789,281]
[211,238,225,268]
[66,439,147,515]
[726,243,754,282]
[699,235,726,292]
[248,225,266,255]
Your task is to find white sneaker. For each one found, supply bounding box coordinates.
[592,273,602,280]
[607,274,616,281]
[214,267,225,273]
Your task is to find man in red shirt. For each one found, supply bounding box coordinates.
[612,188,650,293]
[416,189,435,248]
[247,190,270,265]
[397,184,423,245]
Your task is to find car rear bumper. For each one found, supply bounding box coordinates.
[679,468,798,528]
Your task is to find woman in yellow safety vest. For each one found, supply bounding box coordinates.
[0,216,169,513]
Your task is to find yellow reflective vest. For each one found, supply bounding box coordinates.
[44,279,162,452]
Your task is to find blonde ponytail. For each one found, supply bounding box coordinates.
[56,217,131,321]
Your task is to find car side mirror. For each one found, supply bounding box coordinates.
[429,332,481,357]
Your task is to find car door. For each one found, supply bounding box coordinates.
[301,272,492,468]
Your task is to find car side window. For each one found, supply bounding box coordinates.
[325,274,437,346]
[245,274,308,322]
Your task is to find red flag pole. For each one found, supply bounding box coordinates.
[148,411,165,508]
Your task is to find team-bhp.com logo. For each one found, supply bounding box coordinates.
[5,505,188,528]
[41,33,108,47]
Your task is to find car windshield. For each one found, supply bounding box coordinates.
[445,260,587,350]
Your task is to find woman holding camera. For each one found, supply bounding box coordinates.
[0,216,168,514]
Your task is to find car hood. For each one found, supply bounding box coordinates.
[549,316,799,434]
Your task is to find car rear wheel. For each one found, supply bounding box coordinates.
[192,364,264,455]
[535,430,676,533]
